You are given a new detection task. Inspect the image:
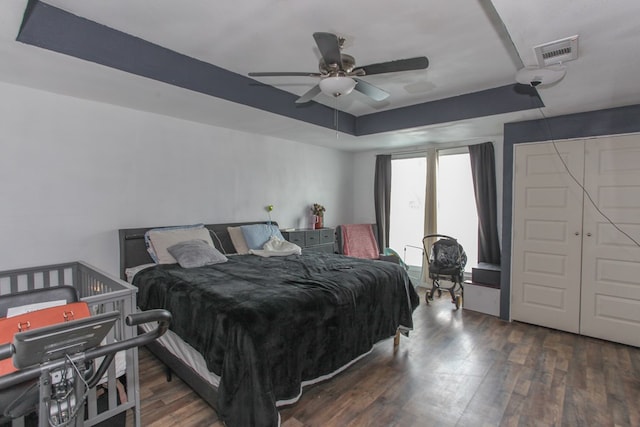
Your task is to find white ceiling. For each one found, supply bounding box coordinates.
[1,0,639,151]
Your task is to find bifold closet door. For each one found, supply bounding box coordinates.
[511,141,584,333]
[580,135,640,347]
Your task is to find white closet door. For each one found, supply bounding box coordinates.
[511,141,584,333]
[580,135,640,347]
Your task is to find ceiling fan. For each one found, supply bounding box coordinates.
[248,32,429,104]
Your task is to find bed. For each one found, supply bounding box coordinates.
[119,221,419,427]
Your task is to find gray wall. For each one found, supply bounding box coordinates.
[0,81,354,276]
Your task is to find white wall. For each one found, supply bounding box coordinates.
[0,82,354,276]
[351,151,378,223]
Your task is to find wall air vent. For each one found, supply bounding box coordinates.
[534,35,579,67]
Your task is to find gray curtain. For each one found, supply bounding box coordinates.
[469,142,501,265]
[374,155,392,249]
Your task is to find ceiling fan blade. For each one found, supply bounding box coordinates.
[358,57,429,75]
[353,78,390,101]
[295,85,322,104]
[313,32,342,68]
[248,72,321,77]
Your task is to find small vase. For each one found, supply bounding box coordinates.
[314,215,323,229]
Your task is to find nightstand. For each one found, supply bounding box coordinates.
[281,228,335,253]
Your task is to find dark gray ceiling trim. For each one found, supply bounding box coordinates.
[357,84,543,135]
[17,0,542,137]
[503,103,640,144]
[17,0,356,135]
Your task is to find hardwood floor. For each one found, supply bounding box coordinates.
[132,288,640,426]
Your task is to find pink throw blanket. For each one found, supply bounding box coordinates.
[341,224,380,259]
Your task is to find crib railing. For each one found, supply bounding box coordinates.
[0,261,141,427]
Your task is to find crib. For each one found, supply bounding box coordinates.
[0,262,140,426]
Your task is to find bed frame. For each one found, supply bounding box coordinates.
[118,220,402,417]
[118,221,276,411]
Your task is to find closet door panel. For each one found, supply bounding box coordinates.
[580,135,640,347]
[511,141,584,333]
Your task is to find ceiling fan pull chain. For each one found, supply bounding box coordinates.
[334,99,339,139]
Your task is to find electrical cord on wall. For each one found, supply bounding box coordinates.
[538,107,640,248]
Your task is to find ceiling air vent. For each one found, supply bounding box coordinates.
[534,35,579,67]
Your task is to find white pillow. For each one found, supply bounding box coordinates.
[145,224,215,264]
[227,226,250,255]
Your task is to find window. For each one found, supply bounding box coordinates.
[389,150,478,283]
[389,157,426,269]
[436,151,478,274]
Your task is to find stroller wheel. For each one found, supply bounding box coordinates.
[455,294,463,310]
[425,291,431,304]
[437,289,442,298]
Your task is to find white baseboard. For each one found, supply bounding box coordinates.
[464,282,500,316]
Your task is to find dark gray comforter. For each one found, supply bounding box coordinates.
[133,252,419,427]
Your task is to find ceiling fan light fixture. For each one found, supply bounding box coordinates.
[319,76,357,97]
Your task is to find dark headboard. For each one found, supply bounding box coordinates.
[118,221,277,280]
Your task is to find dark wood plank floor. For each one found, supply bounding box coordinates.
[131,288,640,426]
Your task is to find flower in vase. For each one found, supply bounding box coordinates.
[311,203,326,216]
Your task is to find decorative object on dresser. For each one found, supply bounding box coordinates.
[310,203,325,229]
[281,227,335,253]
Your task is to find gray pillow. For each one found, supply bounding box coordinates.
[167,239,228,268]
